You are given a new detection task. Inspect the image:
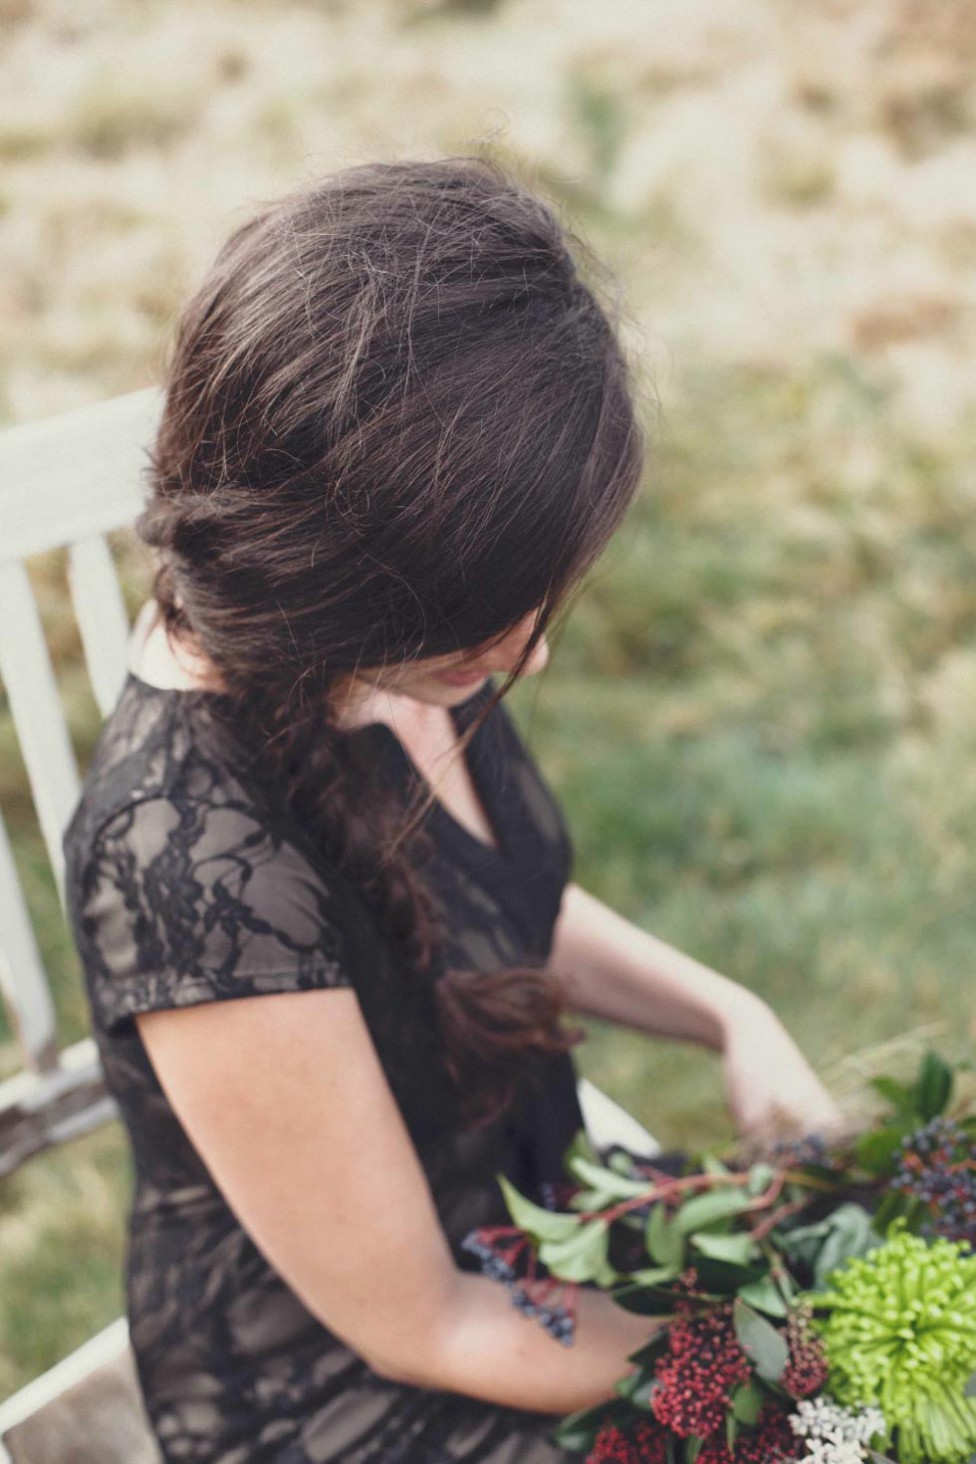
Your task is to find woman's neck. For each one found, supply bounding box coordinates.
[129,601,228,693]
[129,600,428,736]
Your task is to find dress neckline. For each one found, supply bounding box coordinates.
[354,679,510,865]
[123,666,509,866]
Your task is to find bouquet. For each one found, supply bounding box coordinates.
[461,1050,976,1464]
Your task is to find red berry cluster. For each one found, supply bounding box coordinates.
[651,1301,751,1438]
[781,1301,829,1398]
[697,1405,800,1463]
[586,1420,667,1463]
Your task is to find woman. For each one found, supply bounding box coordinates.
[63,155,840,1464]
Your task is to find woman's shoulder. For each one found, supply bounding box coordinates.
[64,676,376,1037]
[68,599,246,842]
[64,673,251,864]
[62,673,360,944]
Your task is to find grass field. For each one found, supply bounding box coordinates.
[2,0,976,1398]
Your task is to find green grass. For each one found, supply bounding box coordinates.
[0,1126,129,1398]
[508,354,976,1142]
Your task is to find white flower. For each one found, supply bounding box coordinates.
[803,1441,864,1464]
[789,1397,886,1461]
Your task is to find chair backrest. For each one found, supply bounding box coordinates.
[0,388,162,1179]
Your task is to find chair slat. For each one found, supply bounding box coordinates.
[67,536,132,720]
[0,1037,116,1179]
[0,807,57,1071]
[0,1317,131,1448]
[0,561,80,904]
[577,1075,660,1158]
[0,389,160,567]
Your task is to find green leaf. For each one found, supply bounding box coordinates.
[694,1254,766,1295]
[496,1175,580,1241]
[550,1417,601,1453]
[538,1218,617,1285]
[726,1413,739,1452]
[869,1188,907,1235]
[703,1154,733,1178]
[731,1379,765,1425]
[563,1127,601,1172]
[673,1187,753,1235]
[630,1374,661,1411]
[732,1300,789,1383]
[612,1280,681,1315]
[569,1155,656,1199]
[552,1397,626,1451]
[569,1186,614,1213]
[853,1122,913,1174]
[626,1264,681,1286]
[646,1203,685,1268]
[627,1328,672,1368]
[745,1162,775,1196]
[615,1366,654,1400]
[870,1075,916,1116]
[814,1204,882,1287]
[776,1218,829,1267]
[737,1275,789,1317]
[778,1203,881,1288]
[691,1232,759,1265]
[916,1050,953,1122]
[686,1437,703,1464]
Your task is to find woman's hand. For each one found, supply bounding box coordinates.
[719,997,844,1145]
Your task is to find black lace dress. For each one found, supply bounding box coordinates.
[62,668,592,1464]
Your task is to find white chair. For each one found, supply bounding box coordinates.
[0,391,658,1462]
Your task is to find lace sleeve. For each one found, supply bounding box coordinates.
[71,794,355,1036]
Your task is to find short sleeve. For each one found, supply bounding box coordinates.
[71,794,355,1036]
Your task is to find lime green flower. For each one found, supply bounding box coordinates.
[809,1220,976,1464]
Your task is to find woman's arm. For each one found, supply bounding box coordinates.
[550,882,843,1142]
[136,989,658,1414]
[550,883,755,1047]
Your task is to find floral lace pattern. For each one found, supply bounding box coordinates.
[63,672,584,1463]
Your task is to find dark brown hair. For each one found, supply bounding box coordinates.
[137,154,646,1127]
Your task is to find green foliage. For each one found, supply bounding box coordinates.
[737,1274,790,1318]
[857,1050,957,1178]
[496,1175,580,1241]
[671,1188,754,1235]
[538,1218,618,1286]
[732,1300,789,1383]
[776,1204,883,1290]
[495,1053,975,1459]
[0,1126,129,1396]
[646,1200,684,1269]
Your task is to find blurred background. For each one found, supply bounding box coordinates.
[2,0,976,1396]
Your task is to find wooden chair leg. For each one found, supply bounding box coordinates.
[0,1318,160,1464]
